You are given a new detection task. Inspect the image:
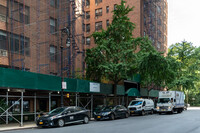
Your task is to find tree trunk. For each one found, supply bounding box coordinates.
[113,83,117,105]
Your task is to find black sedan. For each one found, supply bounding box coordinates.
[36,106,90,127]
[94,105,129,121]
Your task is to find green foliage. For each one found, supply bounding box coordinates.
[136,37,176,90]
[167,41,200,104]
[85,0,137,84]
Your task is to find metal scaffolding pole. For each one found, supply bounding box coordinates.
[6,92,8,124]
[91,95,93,118]
[34,93,36,121]
[49,92,51,112]
[75,93,78,107]
[20,92,23,127]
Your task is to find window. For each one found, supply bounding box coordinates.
[50,18,57,34]
[19,4,30,24]
[95,21,102,31]
[9,100,20,112]
[86,11,90,20]
[24,38,30,56]
[157,41,161,49]
[114,4,117,10]
[86,37,90,45]
[164,36,166,42]
[0,5,7,22]
[95,8,102,18]
[86,24,90,33]
[95,0,102,5]
[50,45,57,62]
[50,0,58,7]
[51,100,57,110]
[158,30,161,37]
[157,6,161,14]
[86,0,90,7]
[82,23,85,32]
[144,17,146,25]
[106,20,109,27]
[82,36,85,44]
[23,101,30,112]
[158,18,161,25]
[106,6,109,13]
[10,1,30,24]
[0,30,7,50]
[144,31,146,36]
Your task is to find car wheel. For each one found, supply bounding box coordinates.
[141,110,145,116]
[110,114,115,120]
[170,109,174,114]
[58,119,65,127]
[150,110,154,115]
[125,113,129,118]
[83,116,89,124]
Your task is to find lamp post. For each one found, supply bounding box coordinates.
[60,27,70,107]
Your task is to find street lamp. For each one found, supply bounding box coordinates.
[60,27,70,107]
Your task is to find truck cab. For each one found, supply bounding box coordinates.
[157,91,185,114]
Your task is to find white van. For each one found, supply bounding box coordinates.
[128,98,154,116]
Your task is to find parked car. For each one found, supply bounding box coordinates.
[36,106,90,127]
[128,98,154,116]
[94,105,129,121]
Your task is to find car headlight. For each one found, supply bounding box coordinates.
[168,106,171,109]
[103,112,111,116]
[157,107,160,110]
[137,106,142,109]
[50,116,57,120]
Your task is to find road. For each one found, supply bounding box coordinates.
[3,107,200,133]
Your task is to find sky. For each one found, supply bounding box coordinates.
[168,0,200,47]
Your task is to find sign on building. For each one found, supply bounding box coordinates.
[90,82,100,92]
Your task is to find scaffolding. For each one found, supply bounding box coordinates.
[143,0,166,52]
[2,0,85,78]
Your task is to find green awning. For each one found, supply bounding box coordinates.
[149,89,159,97]
[126,88,141,97]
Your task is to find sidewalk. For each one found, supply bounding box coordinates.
[0,118,95,132]
[0,122,37,132]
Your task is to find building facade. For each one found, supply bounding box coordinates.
[83,0,168,54]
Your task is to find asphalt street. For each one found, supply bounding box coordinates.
[3,107,200,133]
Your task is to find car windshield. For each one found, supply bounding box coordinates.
[158,98,170,103]
[48,107,65,115]
[130,101,143,106]
[101,106,115,111]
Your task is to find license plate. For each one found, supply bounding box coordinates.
[39,122,43,124]
[161,109,165,111]
[131,111,134,113]
[97,116,101,118]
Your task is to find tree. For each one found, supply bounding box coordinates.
[167,41,199,104]
[85,0,137,103]
[136,37,176,94]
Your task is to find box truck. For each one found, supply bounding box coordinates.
[156,91,185,114]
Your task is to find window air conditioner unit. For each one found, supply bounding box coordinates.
[0,49,8,57]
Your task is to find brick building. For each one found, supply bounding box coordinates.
[83,0,168,54]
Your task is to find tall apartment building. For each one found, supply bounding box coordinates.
[0,0,86,77]
[0,0,168,78]
[83,0,168,54]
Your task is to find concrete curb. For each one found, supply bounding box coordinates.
[0,118,95,132]
[0,126,37,132]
